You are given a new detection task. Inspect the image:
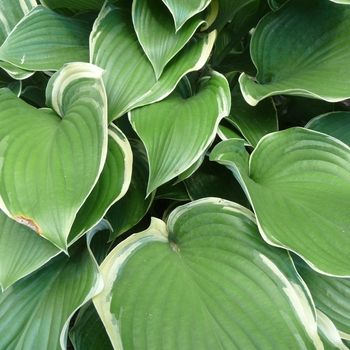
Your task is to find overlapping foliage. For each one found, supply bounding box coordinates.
[0,0,349,349]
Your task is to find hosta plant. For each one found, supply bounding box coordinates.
[0,0,349,349]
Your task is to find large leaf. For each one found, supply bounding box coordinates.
[94,198,323,349]
[239,0,350,106]
[294,255,350,340]
[91,3,215,122]
[0,209,60,291]
[68,124,133,245]
[0,6,90,71]
[132,0,205,78]
[162,0,211,30]
[0,229,104,350]
[210,128,350,277]
[129,71,231,194]
[0,62,108,251]
[306,111,350,147]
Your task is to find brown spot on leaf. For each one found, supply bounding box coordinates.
[13,216,41,234]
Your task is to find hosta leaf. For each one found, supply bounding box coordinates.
[129,71,230,195]
[0,231,103,350]
[227,91,278,147]
[94,198,322,349]
[306,111,350,147]
[40,0,105,10]
[132,0,205,79]
[105,139,154,240]
[0,62,108,251]
[68,124,133,245]
[294,255,350,339]
[69,301,113,350]
[210,128,350,276]
[330,0,350,4]
[90,4,216,122]
[0,6,90,71]
[0,0,37,45]
[239,0,350,106]
[162,0,211,31]
[0,209,60,291]
[316,310,349,349]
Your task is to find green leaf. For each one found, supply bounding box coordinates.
[227,91,278,147]
[162,0,211,30]
[0,209,60,291]
[130,71,231,195]
[0,62,108,251]
[40,0,105,10]
[306,111,350,147]
[0,6,90,71]
[105,139,154,240]
[90,3,216,121]
[68,124,133,245]
[69,301,113,350]
[94,198,322,349]
[239,0,350,106]
[210,128,350,277]
[0,0,37,45]
[294,255,350,340]
[0,232,103,350]
[132,0,205,78]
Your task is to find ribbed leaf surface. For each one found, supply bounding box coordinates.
[211,128,350,276]
[0,6,90,71]
[0,62,108,251]
[240,0,350,105]
[130,71,231,194]
[94,198,323,349]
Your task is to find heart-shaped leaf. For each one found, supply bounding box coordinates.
[132,0,205,78]
[162,0,211,30]
[94,198,323,349]
[0,6,90,71]
[306,111,350,147]
[239,0,350,106]
[129,71,231,195]
[210,128,350,277]
[0,209,60,291]
[91,4,215,122]
[0,62,108,251]
[68,124,133,245]
[0,227,104,350]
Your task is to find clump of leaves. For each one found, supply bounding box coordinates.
[0,0,349,349]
